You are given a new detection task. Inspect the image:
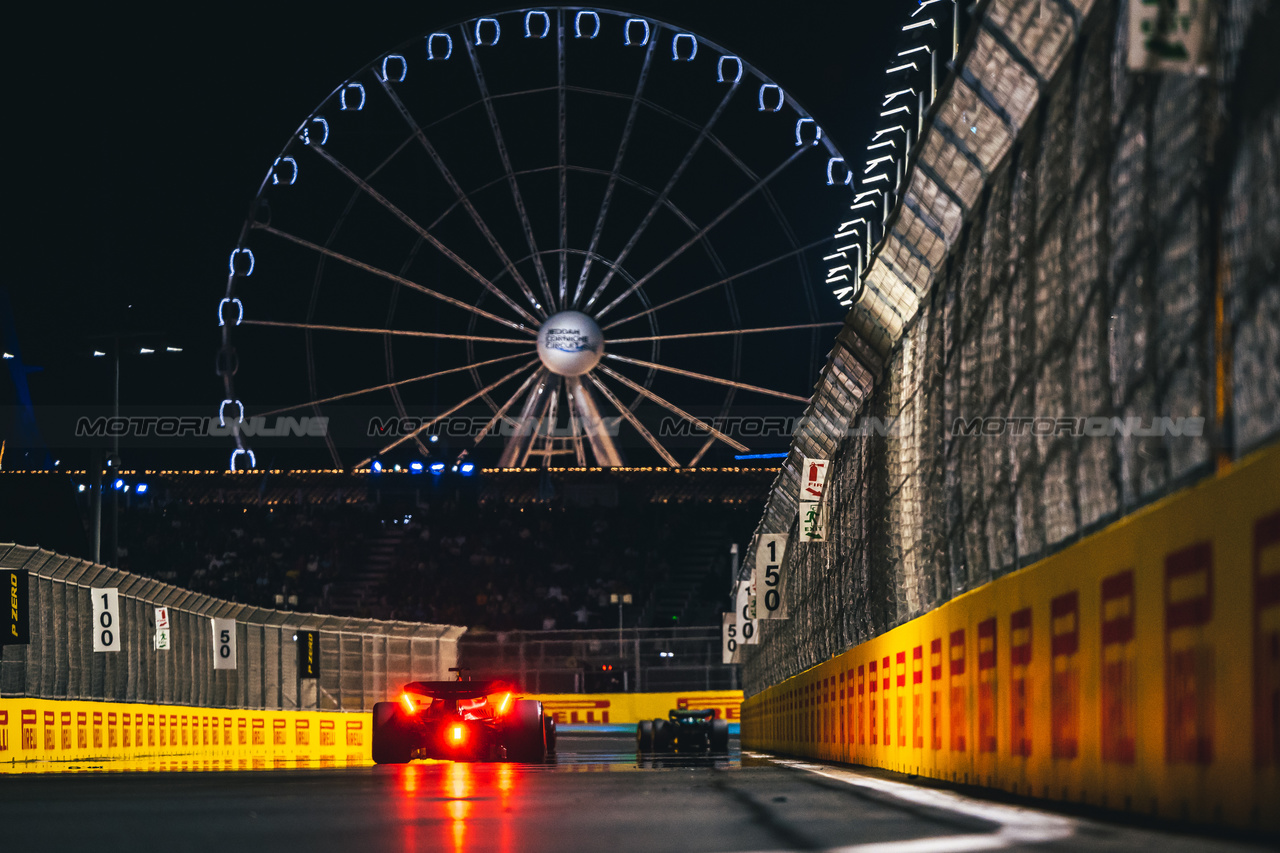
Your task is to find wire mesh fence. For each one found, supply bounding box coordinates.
[0,544,463,710]
[458,627,737,694]
[741,0,1279,695]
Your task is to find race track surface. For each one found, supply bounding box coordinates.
[0,734,1268,852]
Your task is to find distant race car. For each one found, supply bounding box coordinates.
[372,671,556,764]
[636,709,729,755]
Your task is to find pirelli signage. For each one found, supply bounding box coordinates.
[297,630,320,678]
[3,568,29,646]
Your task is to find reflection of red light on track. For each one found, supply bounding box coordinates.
[400,763,419,794]
[443,762,473,853]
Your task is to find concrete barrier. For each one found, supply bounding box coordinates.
[742,443,1280,831]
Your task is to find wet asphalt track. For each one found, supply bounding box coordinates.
[0,734,1271,852]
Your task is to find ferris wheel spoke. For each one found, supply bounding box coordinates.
[586,372,678,467]
[462,34,557,313]
[609,322,842,344]
[539,377,563,464]
[602,353,809,403]
[253,351,534,419]
[374,79,546,318]
[564,386,587,465]
[601,237,829,331]
[240,319,534,345]
[308,145,542,327]
[565,376,624,467]
[358,357,540,467]
[572,30,659,309]
[253,224,536,335]
[556,12,569,310]
[581,80,740,315]
[474,367,545,444]
[593,145,815,321]
[498,369,554,467]
[594,364,749,454]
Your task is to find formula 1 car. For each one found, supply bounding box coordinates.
[636,708,729,755]
[372,672,556,764]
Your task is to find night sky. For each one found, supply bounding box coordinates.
[5,1,903,470]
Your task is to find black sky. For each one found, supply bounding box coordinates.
[5,1,903,466]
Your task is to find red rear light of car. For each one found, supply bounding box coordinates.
[451,725,466,744]
[497,692,512,715]
[401,693,417,714]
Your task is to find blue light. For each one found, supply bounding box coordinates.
[524,10,550,38]
[671,33,697,61]
[271,156,297,186]
[113,478,125,490]
[717,56,743,84]
[372,460,383,473]
[217,298,243,327]
[429,434,439,443]
[827,157,852,186]
[474,17,500,46]
[459,462,476,475]
[340,82,365,111]
[733,453,789,460]
[758,83,784,112]
[219,399,244,427]
[795,117,822,146]
[380,55,407,83]
[230,448,256,471]
[430,462,445,474]
[136,483,148,494]
[624,18,650,46]
[300,116,330,145]
[427,32,452,59]
[574,10,599,39]
[229,248,254,277]
[409,462,423,472]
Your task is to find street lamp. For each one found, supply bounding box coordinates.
[610,593,633,655]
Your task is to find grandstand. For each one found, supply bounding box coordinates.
[0,467,772,631]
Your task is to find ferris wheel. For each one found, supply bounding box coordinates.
[217,8,856,470]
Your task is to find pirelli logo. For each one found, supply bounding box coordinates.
[320,719,336,746]
[21,709,37,750]
[0,709,7,751]
[345,719,363,747]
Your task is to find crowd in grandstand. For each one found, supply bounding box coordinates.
[105,470,767,630]
[118,502,376,608]
[378,501,670,630]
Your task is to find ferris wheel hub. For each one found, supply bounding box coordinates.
[536,311,604,377]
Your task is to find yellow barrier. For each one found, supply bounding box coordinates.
[531,691,742,726]
[0,690,741,771]
[0,698,372,769]
[742,442,1280,830]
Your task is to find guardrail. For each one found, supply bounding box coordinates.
[0,544,463,711]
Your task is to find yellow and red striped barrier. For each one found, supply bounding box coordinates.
[0,698,371,771]
[742,443,1280,830]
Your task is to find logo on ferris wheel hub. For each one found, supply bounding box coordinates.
[537,311,604,377]
[544,329,593,353]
